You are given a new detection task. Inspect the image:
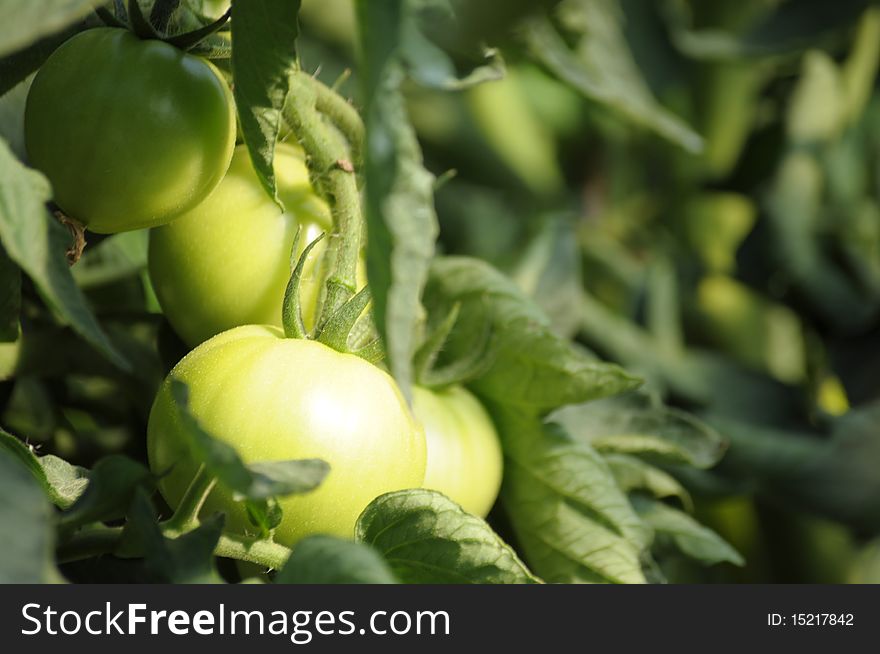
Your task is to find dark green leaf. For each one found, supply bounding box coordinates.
[231,0,301,201]
[0,245,19,341]
[632,495,744,566]
[523,0,702,152]
[277,535,398,584]
[496,406,649,583]
[358,0,439,400]
[0,139,130,370]
[60,455,154,530]
[357,489,540,584]
[0,447,59,583]
[425,256,640,413]
[126,489,224,583]
[401,1,504,91]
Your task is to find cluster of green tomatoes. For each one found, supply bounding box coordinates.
[24,27,503,547]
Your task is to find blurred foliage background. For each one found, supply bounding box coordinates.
[297,0,880,583]
[2,0,880,583]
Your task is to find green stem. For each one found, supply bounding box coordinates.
[215,534,292,571]
[56,525,292,571]
[283,72,364,331]
[163,465,217,533]
[56,525,124,564]
[308,74,364,165]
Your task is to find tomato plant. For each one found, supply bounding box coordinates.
[2,0,878,591]
[148,143,334,346]
[413,385,503,518]
[24,27,235,233]
[148,325,426,545]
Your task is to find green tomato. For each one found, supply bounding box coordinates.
[25,28,235,233]
[148,143,336,347]
[147,325,426,545]
[413,385,503,518]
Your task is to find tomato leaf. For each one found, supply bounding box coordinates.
[169,380,330,501]
[357,0,439,401]
[399,0,504,91]
[632,495,744,567]
[552,391,727,469]
[0,428,88,509]
[604,453,693,510]
[0,0,96,58]
[0,447,60,583]
[231,0,300,202]
[0,139,130,371]
[423,256,640,413]
[356,488,540,584]
[522,0,702,153]
[40,454,90,509]
[276,535,399,584]
[58,455,155,531]
[125,489,225,584]
[495,406,649,583]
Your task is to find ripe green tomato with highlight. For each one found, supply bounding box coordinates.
[25,28,236,233]
[148,143,336,347]
[413,385,503,518]
[147,325,427,545]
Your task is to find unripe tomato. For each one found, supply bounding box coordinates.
[148,143,337,347]
[413,385,503,518]
[147,325,427,545]
[25,28,235,233]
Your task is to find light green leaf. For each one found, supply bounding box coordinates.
[357,488,540,584]
[0,0,95,57]
[357,0,438,400]
[497,406,649,584]
[604,454,692,511]
[552,392,726,468]
[425,256,640,412]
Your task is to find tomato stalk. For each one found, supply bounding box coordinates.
[282,72,365,335]
[162,464,217,534]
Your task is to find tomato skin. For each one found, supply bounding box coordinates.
[148,143,338,347]
[25,28,235,233]
[147,325,426,545]
[413,385,503,518]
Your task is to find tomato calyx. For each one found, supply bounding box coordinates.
[281,228,384,363]
[96,0,230,52]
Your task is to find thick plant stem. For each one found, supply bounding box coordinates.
[163,465,217,533]
[56,525,124,564]
[283,72,364,331]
